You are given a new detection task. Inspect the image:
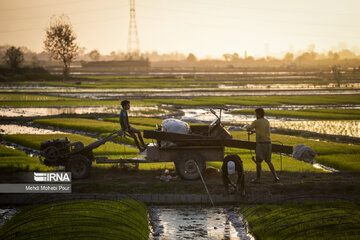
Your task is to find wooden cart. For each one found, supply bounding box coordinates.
[40,109,293,180]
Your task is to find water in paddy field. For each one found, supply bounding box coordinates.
[0,125,67,135]
[180,108,360,138]
[149,206,254,240]
[0,106,159,117]
[0,208,16,228]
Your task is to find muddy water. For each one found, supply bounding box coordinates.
[0,124,66,135]
[0,106,159,117]
[39,89,360,99]
[0,208,16,228]
[180,108,360,138]
[149,206,253,240]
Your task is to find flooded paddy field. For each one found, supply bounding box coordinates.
[1,86,360,100]
[0,105,165,117]
[181,108,360,138]
[20,88,360,99]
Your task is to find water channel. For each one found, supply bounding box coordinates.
[0,206,253,240]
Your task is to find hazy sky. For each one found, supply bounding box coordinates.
[1,0,360,58]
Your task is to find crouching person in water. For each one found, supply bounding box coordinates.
[222,155,245,196]
[246,108,280,183]
[119,100,147,152]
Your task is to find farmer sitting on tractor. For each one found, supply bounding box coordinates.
[119,100,147,152]
[246,108,280,183]
[222,155,245,196]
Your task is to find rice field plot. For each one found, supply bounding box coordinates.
[146,95,360,107]
[0,200,149,240]
[104,117,163,127]
[232,131,360,171]
[232,109,360,120]
[270,120,360,138]
[0,145,52,172]
[1,134,173,171]
[0,93,152,107]
[241,201,360,240]
[33,118,359,171]
[2,134,138,156]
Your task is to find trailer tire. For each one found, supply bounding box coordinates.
[175,151,206,180]
[66,154,91,179]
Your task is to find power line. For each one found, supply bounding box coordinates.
[0,0,94,12]
[0,4,128,23]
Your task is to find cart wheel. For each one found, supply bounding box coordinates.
[66,154,91,179]
[175,151,206,180]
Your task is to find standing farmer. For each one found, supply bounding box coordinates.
[246,108,280,183]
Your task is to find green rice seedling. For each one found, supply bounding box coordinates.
[0,200,149,240]
[104,117,163,127]
[0,93,68,101]
[232,109,360,120]
[0,145,27,157]
[231,130,360,171]
[315,154,360,171]
[0,156,53,172]
[241,201,360,240]
[146,95,360,107]
[34,118,153,134]
[2,134,139,156]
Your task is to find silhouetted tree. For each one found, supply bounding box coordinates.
[44,15,79,80]
[283,52,294,62]
[89,50,100,61]
[3,46,24,71]
[186,53,197,62]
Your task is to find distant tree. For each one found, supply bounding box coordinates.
[3,46,24,71]
[328,51,339,61]
[186,53,197,62]
[222,53,232,62]
[231,52,239,61]
[331,65,342,87]
[44,15,79,80]
[283,52,294,62]
[89,50,100,61]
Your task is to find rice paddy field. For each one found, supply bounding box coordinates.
[1,73,360,239]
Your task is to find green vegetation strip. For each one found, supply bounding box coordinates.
[232,109,360,120]
[231,131,360,171]
[0,145,52,172]
[2,134,138,156]
[0,200,149,240]
[1,94,359,108]
[146,95,360,106]
[0,93,153,107]
[1,134,175,171]
[242,201,360,240]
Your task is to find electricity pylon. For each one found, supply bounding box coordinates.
[127,0,140,57]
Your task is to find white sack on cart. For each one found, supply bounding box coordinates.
[292,144,317,163]
[161,118,190,147]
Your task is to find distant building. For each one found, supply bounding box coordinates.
[81,59,150,69]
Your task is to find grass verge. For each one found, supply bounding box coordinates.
[0,200,149,240]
